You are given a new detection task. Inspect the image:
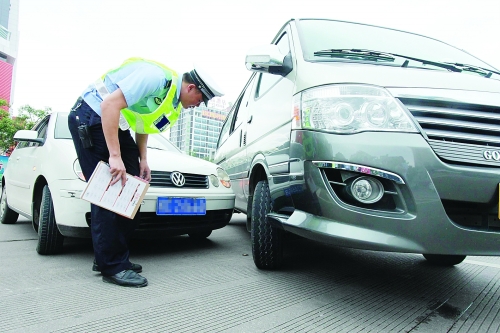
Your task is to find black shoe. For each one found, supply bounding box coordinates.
[102,270,148,287]
[92,260,142,273]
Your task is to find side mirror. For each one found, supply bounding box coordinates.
[13,130,44,144]
[245,44,292,76]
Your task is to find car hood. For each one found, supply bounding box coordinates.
[294,60,500,95]
[146,148,219,175]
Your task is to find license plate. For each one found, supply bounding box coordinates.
[156,197,206,215]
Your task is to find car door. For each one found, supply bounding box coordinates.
[215,76,256,211]
[245,29,297,177]
[7,116,50,214]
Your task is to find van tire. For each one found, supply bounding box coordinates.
[36,185,64,255]
[0,184,19,224]
[251,180,283,270]
[423,254,466,266]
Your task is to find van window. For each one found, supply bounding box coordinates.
[217,109,235,148]
[255,32,291,98]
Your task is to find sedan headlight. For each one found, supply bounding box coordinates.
[292,84,418,134]
[209,167,231,188]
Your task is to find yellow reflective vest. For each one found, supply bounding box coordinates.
[100,57,182,134]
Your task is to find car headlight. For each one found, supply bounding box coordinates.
[73,159,86,182]
[292,84,418,134]
[212,167,231,188]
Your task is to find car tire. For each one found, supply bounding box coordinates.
[423,254,466,266]
[251,180,283,270]
[0,184,19,224]
[188,230,212,240]
[36,185,64,255]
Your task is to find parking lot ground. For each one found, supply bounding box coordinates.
[2,213,500,332]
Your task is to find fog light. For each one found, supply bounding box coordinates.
[349,176,384,204]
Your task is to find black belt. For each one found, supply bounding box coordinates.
[70,97,85,112]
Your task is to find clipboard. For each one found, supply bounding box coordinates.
[80,161,150,219]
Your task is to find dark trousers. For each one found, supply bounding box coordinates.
[68,98,141,276]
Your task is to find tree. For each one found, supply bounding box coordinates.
[0,100,51,154]
[0,99,8,110]
[17,104,51,130]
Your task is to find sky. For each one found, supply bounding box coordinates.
[11,0,500,112]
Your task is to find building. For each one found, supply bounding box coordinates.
[169,97,231,161]
[0,0,19,108]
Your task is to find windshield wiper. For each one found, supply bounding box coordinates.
[444,62,500,78]
[314,49,396,62]
[314,49,500,79]
[314,49,462,72]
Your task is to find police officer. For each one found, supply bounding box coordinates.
[68,57,224,287]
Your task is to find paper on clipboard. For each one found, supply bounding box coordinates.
[80,161,150,219]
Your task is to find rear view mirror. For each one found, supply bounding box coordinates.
[14,130,44,144]
[245,44,292,76]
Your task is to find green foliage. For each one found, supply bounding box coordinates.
[0,109,23,153]
[0,100,51,153]
[0,99,8,109]
[17,104,52,130]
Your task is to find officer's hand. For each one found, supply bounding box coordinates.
[139,159,151,182]
[108,156,127,186]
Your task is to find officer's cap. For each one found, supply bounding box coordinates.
[189,64,224,106]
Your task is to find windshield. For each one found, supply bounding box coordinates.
[146,133,181,153]
[297,19,497,71]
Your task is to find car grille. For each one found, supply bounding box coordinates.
[150,171,209,188]
[399,97,500,167]
[85,209,234,236]
[135,209,233,236]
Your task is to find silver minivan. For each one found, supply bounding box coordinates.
[215,18,500,269]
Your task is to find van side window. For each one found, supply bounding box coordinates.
[255,32,291,98]
[232,75,256,131]
[232,95,246,132]
[217,109,235,148]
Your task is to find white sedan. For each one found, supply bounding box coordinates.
[0,111,235,254]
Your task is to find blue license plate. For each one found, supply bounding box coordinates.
[156,197,206,215]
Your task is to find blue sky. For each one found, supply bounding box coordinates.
[12,0,500,112]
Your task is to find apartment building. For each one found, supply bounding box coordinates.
[0,0,18,107]
[169,97,230,161]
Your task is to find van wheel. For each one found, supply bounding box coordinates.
[36,185,64,255]
[251,180,283,270]
[0,184,19,224]
[423,254,466,266]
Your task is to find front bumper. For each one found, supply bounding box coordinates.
[274,130,500,255]
[53,179,235,237]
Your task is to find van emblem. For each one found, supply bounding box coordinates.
[483,150,500,161]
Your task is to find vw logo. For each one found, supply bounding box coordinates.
[483,150,500,161]
[170,171,186,187]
